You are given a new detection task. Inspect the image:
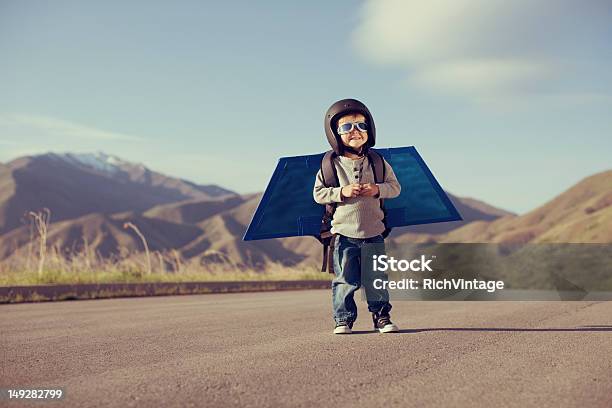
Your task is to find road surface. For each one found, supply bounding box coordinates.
[1,290,611,407]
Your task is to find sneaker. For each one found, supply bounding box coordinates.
[333,322,353,334]
[372,312,399,333]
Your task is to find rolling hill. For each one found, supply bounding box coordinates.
[441,170,612,243]
[1,151,608,271]
[0,152,235,234]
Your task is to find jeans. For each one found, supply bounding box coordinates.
[332,234,392,325]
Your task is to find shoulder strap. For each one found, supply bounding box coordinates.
[319,151,339,273]
[367,150,385,184]
[367,150,393,239]
[321,150,339,187]
[320,150,339,218]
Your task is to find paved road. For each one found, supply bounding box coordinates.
[1,290,611,407]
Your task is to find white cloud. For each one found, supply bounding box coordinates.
[411,58,552,95]
[353,0,487,64]
[352,0,612,100]
[0,113,145,142]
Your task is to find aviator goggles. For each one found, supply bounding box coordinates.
[337,121,368,135]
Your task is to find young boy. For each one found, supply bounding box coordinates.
[313,98,401,334]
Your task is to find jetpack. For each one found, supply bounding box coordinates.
[243,146,462,241]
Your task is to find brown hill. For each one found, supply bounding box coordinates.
[4,151,606,271]
[180,195,308,268]
[143,195,246,224]
[456,196,515,218]
[0,192,311,268]
[0,153,235,234]
[390,192,516,237]
[0,212,203,260]
[442,170,612,243]
[0,184,519,268]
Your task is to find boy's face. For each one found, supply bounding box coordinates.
[337,113,368,151]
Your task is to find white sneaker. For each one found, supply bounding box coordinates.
[378,322,399,333]
[373,313,399,333]
[333,324,353,334]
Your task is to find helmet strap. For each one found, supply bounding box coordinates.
[342,144,366,156]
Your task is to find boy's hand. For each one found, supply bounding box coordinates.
[341,184,362,198]
[359,183,379,197]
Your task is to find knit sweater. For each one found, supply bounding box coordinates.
[313,154,401,238]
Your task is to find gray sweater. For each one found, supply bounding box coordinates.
[313,154,401,238]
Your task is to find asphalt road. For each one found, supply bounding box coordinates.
[1,290,611,407]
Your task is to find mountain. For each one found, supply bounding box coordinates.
[0,193,308,269]
[143,195,247,225]
[2,151,607,271]
[180,195,308,268]
[389,192,516,237]
[0,212,203,260]
[442,170,612,243]
[0,186,519,269]
[0,152,236,234]
[454,196,515,218]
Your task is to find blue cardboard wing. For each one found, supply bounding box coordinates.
[243,146,461,241]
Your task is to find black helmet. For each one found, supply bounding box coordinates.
[324,98,376,155]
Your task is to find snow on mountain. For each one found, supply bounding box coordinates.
[47,151,144,176]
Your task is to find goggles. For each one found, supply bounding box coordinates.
[337,121,368,135]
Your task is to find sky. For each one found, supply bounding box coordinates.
[1,0,611,214]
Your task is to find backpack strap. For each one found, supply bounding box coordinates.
[319,150,339,273]
[367,150,392,238]
[321,150,339,222]
[320,233,337,273]
[321,150,338,187]
[367,150,385,184]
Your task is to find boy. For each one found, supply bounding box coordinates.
[313,98,401,334]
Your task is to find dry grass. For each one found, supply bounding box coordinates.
[0,248,327,286]
[0,253,328,286]
[28,208,50,278]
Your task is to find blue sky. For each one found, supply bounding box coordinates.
[1,0,611,214]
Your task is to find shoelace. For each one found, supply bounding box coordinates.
[377,315,391,327]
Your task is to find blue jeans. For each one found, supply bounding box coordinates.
[332,234,392,325]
